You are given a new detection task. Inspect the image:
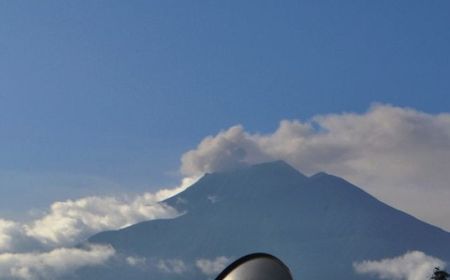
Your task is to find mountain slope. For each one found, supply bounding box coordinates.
[80,161,450,280]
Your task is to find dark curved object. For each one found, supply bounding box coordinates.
[215,252,293,280]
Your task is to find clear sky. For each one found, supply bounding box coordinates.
[1,1,450,217]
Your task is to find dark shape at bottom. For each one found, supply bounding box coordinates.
[216,253,293,280]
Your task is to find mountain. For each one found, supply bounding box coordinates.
[74,161,450,280]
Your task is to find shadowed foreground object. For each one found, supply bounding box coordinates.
[216,253,293,280]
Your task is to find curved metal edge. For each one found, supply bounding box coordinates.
[214,252,293,280]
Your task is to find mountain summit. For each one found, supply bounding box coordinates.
[81,161,450,280]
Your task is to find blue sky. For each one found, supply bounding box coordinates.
[1,1,450,217]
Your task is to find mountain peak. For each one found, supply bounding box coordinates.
[211,160,306,179]
[166,161,307,208]
[251,160,296,170]
[309,171,329,179]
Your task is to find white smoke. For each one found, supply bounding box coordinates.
[180,104,450,231]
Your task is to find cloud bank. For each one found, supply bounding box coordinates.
[0,179,197,279]
[0,244,114,280]
[181,104,450,231]
[0,220,24,253]
[354,251,446,280]
[0,178,196,253]
[25,193,180,247]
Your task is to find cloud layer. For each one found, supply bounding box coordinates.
[25,193,180,247]
[181,104,450,231]
[123,255,232,276]
[0,244,114,280]
[354,251,446,280]
[0,178,197,253]
[0,220,24,253]
[0,180,197,279]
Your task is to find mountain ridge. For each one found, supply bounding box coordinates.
[82,161,450,280]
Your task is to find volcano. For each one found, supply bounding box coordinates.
[74,161,450,280]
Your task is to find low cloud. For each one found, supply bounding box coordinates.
[157,259,188,274]
[0,244,115,280]
[25,193,180,247]
[154,176,199,201]
[180,104,450,231]
[0,220,42,254]
[196,256,231,276]
[0,177,198,278]
[0,220,24,252]
[354,251,446,280]
[126,256,147,268]
[125,256,231,276]
[0,178,197,252]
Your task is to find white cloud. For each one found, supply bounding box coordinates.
[0,220,42,254]
[0,176,199,253]
[0,220,23,252]
[154,176,200,201]
[0,244,115,280]
[24,193,180,247]
[354,251,446,280]
[0,176,199,278]
[126,256,147,268]
[157,259,188,274]
[196,256,231,276]
[180,104,450,231]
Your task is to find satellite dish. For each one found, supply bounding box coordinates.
[215,253,293,280]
